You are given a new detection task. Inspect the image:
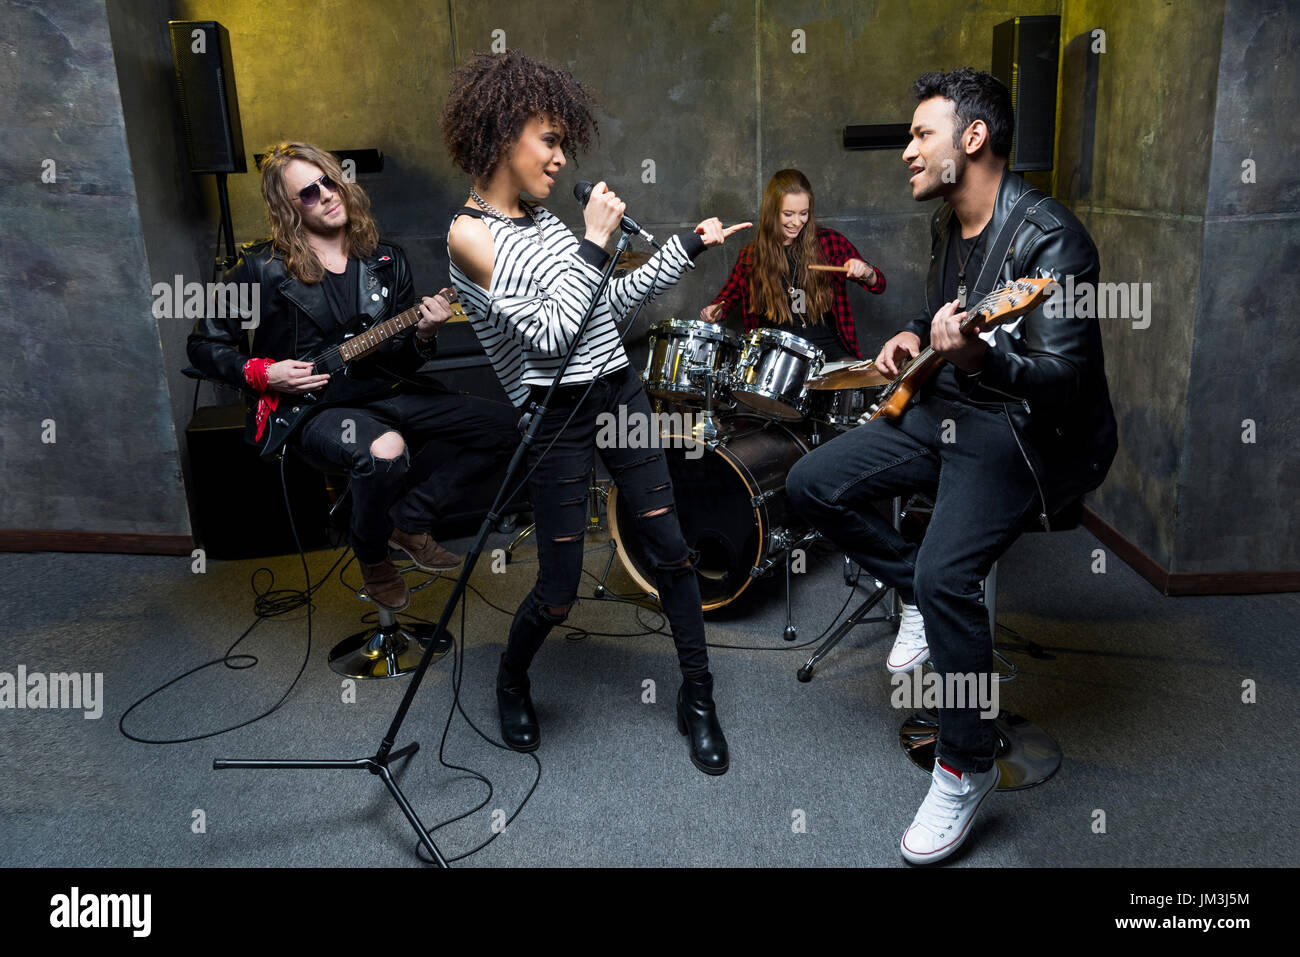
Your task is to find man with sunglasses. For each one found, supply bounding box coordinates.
[188,142,520,610]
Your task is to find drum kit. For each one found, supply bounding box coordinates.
[605,316,891,623]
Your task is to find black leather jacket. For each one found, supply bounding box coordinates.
[904,169,1118,521]
[186,238,439,405]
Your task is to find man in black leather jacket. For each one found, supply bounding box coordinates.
[787,69,1116,864]
[187,142,519,611]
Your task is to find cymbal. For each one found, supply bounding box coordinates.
[615,250,652,269]
[807,361,890,390]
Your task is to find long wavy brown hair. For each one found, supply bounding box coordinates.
[748,169,831,326]
[257,142,379,283]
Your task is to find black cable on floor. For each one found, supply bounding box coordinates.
[118,456,348,745]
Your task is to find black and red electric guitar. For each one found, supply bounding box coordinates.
[257,289,458,459]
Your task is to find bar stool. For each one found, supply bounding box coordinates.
[289,451,455,681]
[329,565,452,680]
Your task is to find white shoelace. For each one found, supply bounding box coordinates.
[913,774,967,836]
[894,604,927,650]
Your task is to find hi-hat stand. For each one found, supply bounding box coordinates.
[214,231,637,867]
[795,496,904,681]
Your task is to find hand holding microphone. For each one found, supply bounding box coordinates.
[574,181,750,251]
[575,181,658,247]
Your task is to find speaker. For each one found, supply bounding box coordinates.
[168,20,246,174]
[186,404,330,559]
[991,15,1061,172]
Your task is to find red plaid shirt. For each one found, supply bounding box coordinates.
[709,227,885,359]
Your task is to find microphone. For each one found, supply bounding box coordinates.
[574,181,659,247]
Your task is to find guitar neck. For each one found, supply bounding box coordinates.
[896,344,941,388]
[333,303,422,364]
[890,282,1049,392]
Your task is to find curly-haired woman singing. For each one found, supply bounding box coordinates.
[443,50,750,775]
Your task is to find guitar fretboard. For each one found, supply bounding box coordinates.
[336,304,422,363]
[897,280,1048,380]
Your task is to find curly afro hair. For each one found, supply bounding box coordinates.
[441,49,598,180]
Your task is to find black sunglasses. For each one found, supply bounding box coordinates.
[294,173,339,207]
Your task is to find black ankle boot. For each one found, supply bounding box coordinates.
[496,656,539,752]
[677,673,728,775]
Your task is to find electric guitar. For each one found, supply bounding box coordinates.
[865,277,1056,422]
[257,288,459,459]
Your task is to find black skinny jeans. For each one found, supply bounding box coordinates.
[501,365,710,682]
[786,396,1040,772]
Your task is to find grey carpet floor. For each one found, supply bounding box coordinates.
[1,524,1296,868]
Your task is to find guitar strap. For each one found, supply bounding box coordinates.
[968,188,1044,307]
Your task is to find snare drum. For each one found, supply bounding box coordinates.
[730,329,824,420]
[807,385,884,427]
[804,359,887,429]
[643,319,741,403]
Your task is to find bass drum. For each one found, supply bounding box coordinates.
[607,415,809,611]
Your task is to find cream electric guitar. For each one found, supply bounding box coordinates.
[866,277,1056,422]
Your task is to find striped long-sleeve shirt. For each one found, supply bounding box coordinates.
[449,204,705,407]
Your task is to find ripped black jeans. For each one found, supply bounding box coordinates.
[502,365,710,681]
[294,390,521,563]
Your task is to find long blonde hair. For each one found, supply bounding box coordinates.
[257,142,379,283]
[748,169,832,326]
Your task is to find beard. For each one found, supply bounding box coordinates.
[912,151,966,202]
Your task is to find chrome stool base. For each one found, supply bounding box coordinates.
[329,607,452,679]
[899,709,1062,790]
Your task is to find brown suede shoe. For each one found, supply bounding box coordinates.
[388,529,462,571]
[359,559,410,612]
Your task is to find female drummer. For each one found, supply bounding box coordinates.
[442,49,749,775]
[700,168,885,361]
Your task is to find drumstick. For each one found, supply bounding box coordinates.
[808,264,850,272]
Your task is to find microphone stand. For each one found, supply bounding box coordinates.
[214,229,637,867]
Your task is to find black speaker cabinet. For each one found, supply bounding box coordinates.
[168,20,246,174]
[992,15,1061,172]
[186,404,330,560]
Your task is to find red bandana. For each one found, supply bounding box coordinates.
[242,358,279,441]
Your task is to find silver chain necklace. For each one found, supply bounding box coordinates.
[470,188,544,246]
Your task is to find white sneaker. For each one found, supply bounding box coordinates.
[886,602,929,673]
[900,759,1000,864]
